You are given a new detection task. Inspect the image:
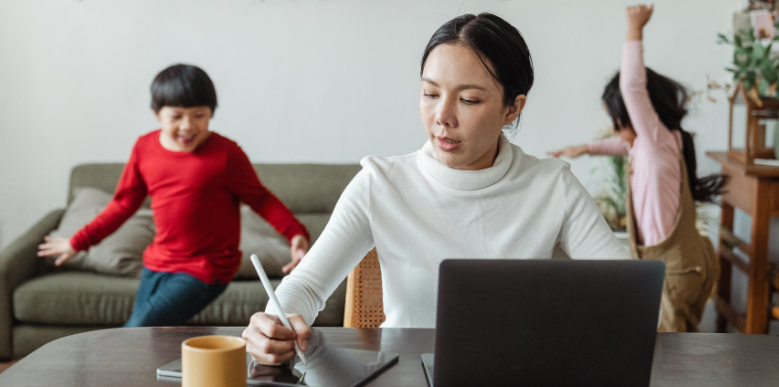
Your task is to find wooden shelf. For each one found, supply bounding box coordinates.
[707,152,779,177]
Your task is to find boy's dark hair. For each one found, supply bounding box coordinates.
[420,13,534,130]
[602,69,728,203]
[151,64,218,113]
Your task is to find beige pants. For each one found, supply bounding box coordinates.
[654,237,718,332]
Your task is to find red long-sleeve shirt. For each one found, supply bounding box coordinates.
[70,130,309,285]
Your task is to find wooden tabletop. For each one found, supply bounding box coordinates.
[1,327,778,386]
[706,151,779,177]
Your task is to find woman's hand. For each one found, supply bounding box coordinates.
[547,144,589,159]
[37,236,77,266]
[242,312,311,365]
[283,235,309,273]
[626,4,653,41]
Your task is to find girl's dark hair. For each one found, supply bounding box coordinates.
[420,13,534,129]
[602,69,728,203]
[151,64,218,113]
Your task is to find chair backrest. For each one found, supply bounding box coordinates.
[343,249,385,328]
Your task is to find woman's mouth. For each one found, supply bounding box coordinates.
[436,136,461,151]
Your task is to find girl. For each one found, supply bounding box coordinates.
[243,13,630,365]
[549,4,727,332]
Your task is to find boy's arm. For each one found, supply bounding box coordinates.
[69,144,148,251]
[225,145,310,244]
[587,137,630,156]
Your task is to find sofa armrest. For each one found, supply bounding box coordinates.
[0,209,64,359]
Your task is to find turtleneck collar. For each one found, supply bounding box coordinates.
[418,134,515,191]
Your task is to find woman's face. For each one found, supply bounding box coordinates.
[420,44,525,170]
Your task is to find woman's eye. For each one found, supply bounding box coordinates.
[171,116,182,120]
[423,93,438,99]
[460,98,479,105]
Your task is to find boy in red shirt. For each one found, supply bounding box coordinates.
[38,64,310,327]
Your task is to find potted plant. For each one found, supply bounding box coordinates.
[718,23,779,103]
[591,129,628,232]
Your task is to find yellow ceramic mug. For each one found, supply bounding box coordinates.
[182,335,247,387]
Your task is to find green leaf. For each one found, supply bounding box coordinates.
[744,78,754,91]
[748,28,757,42]
[758,78,769,95]
[735,34,743,47]
[753,44,766,59]
[726,67,738,73]
[718,33,730,44]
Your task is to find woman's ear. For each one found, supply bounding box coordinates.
[504,94,527,125]
[152,109,162,123]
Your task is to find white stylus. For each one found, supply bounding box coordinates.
[250,254,307,365]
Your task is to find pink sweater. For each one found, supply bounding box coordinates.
[588,41,682,247]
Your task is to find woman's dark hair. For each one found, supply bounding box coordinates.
[151,64,218,114]
[602,69,728,203]
[420,13,534,129]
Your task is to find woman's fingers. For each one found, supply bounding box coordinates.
[252,313,297,340]
[243,312,302,365]
[288,314,311,351]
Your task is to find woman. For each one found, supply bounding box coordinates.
[548,5,725,332]
[244,13,629,364]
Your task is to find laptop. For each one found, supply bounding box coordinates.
[421,259,664,387]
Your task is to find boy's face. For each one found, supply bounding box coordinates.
[155,106,213,152]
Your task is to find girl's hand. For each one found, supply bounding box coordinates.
[283,234,309,273]
[547,144,589,159]
[242,312,311,365]
[626,4,654,40]
[37,236,77,266]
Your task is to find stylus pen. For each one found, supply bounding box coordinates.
[250,254,307,365]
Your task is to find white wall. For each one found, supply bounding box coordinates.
[0,0,738,248]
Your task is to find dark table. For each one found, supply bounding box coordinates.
[0,327,777,386]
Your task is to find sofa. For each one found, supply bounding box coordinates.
[0,162,361,360]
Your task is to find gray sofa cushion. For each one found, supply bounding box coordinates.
[13,272,346,326]
[47,188,153,277]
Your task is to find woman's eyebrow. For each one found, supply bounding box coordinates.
[421,77,486,91]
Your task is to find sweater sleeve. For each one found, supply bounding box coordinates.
[266,168,375,325]
[587,137,630,156]
[225,144,309,243]
[557,165,630,259]
[620,41,668,146]
[70,141,148,251]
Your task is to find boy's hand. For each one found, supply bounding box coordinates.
[547,144,589,159]
[283,235,309,273]
[626,4,653,41]
[37,236,78,266]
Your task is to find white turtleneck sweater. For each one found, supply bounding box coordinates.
[268,136,630,328]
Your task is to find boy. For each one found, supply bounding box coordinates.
[38,64,310,327]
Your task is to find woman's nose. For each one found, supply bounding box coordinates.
[435,98,458,128]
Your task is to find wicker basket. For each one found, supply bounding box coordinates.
[343,248,386,328]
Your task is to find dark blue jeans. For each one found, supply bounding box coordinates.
[124,268,227,327]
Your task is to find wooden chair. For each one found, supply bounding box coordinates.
[343,248,386,328]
